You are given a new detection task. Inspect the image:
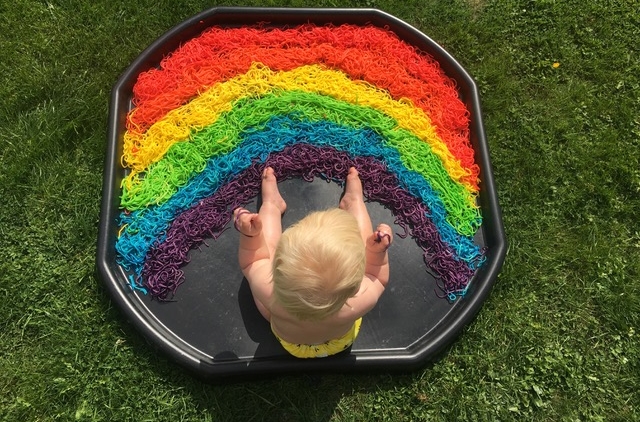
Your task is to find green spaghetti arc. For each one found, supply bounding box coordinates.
[120,90,480,236]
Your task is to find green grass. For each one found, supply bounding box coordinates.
[1,0,638,420]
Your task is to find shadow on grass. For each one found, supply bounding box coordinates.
[96,277,449,421]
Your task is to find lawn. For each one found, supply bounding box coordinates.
[1,0,638,421]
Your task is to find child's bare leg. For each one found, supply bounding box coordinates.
[339,167,373,244]
[258,167,287,255]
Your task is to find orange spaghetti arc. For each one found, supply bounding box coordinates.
[122,64,477,194]
[125,25,478,187]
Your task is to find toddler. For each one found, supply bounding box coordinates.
[233,166,392,358]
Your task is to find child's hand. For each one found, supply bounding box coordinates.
[233,208,262,237]
[366,224,393,253]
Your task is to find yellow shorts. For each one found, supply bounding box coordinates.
[272,318,362,358]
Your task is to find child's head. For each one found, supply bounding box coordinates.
[272,208,365,321]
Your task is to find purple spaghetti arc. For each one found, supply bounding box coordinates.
[143,144,476,301]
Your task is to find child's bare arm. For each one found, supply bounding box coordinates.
[234,208,274,307]
[364,224,393,287]
[342,276,385,318]
[234,209,269,269]
[341,224,393,317]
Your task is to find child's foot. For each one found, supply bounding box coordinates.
[261,167,287,214]
[339,167,364,211]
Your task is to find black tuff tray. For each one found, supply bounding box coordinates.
[97,7,507,381]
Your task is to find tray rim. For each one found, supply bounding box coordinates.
[97,6,507,380]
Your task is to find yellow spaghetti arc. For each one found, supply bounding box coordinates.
[123,63,475,192]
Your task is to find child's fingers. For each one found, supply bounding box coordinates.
[233,208,261,235]
[233,208,249,231]
[367,224,393,252]
[376,231,391,246]
[376,224,393,246]
[249,214,262,233]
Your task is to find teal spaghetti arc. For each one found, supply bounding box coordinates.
[116,117,485,300]
[141,143,481,302]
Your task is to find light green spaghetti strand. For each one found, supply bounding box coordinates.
[121,91,479,234]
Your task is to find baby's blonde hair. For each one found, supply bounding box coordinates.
[272,208,365,321]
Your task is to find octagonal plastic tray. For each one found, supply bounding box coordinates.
[97,7,506,381]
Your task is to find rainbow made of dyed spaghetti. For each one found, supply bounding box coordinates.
[115,24,486,301]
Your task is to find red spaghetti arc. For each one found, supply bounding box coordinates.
[127,24,479,189]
